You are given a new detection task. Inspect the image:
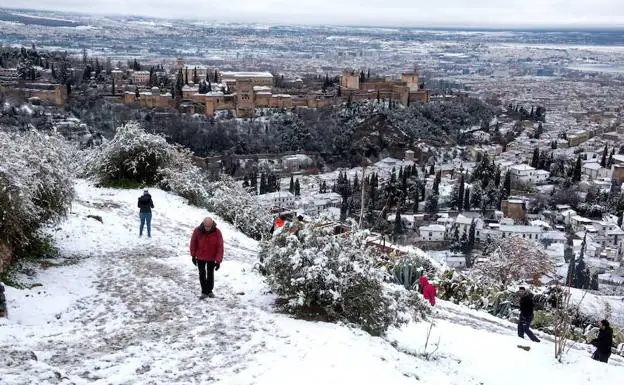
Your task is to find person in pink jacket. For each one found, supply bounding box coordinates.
[419,275,429,294]
[423,280,437,306]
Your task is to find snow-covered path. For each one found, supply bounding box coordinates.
[1,180,623,385]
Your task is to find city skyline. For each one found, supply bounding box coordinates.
[2,1,624,28]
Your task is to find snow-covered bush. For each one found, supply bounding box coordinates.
[392,251,440,290]
[475,236,556,286]
[260,224,430,335]
[206,175,271,240]
[81,122,209,205]
[0,130,74,251]
[438,270,505,310]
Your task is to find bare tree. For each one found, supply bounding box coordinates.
[475,236,556,286]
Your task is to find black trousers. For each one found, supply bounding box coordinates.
[197,261,216,294]
[592,350,611,363]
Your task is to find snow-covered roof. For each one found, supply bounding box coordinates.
[454,214,473,225]
[509,164,536,171]
[499,225,543,233]
[582,162,602,170]
[221,71,273,78]
[420,224,446,232]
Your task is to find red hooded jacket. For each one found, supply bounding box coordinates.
[423,284,437,306]
[190,222,224,263]
[419,275,429,289]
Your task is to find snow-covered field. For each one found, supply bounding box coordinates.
[1,180,623,385]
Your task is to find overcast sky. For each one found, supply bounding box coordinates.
[4,0,624,28]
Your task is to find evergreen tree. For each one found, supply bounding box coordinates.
[294,179,301,196]
[470,184,482,210]
[429,165,435,175]
[501,171,511,200]
[390,167,397,184]
[289,176,295,194]
[589,272,599,290]
[184,68,189,84]
[573,155,582,182]
[494,167,501,188]
[213,70,218,83]
[425,194,439,215]
[618,212,623,227]
[393,210,403,238]
[340,196,348,222]
[260,173,267,194]
[111,78,115,95]
[531,148,540,168]
[535,122,544,138]
[467,221,476,252]
[600,144,608,168]
[566,252,576,286]
[463,188,471,211]
[564,234,574,263]
[250,172,258,193]
[608,148,615,168]
[193,67,199,84]
[413,189,420,213]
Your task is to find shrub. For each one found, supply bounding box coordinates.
[260,224,429,336]
[532,310,554,330]
[392,251,441,290]
[0,130,74,254]
[206,176,271,240]
[81,122,209,205]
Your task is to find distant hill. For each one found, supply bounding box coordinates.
[0,10,82,27]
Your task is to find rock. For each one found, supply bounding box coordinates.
[86,215,103,223]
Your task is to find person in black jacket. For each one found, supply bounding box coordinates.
[591,319,613,363]
[138,189,154,237]
[517,287,540,342]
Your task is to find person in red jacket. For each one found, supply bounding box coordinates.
[423,280,437,306]
[419,275,430,294]
[190,217,224,299]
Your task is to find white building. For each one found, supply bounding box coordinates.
[419,224,446,241]
[509,164,550,185]
[131,70,151,85]
[498,225,544,241]
[582,162,611,180]
[258,191,295,209]
[569,215,594,232]
[282,154,314,171]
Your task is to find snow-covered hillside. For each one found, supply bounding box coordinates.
[1,180,622,385]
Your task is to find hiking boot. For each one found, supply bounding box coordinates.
[207,292,215,298]
[199,293,209,300]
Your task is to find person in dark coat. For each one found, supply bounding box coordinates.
[517,287,540,342]
[591,319,614,363]
[189,217,224,299]
[137,189,154,237]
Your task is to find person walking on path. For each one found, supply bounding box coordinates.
[189,217,224,299]
[138,189,154,237]
[517,286,540,343]
[591,319,614,363]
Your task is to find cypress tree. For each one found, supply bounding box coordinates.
[294,179,301,196]
[600,144,608,168]
[464,188,471,211]
[458,174,465,212]
[289,176,295,194]
[573,155,582,182]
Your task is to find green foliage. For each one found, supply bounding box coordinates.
[260,224,429,336]
[392,252,438,290]
[531,310,554,330]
